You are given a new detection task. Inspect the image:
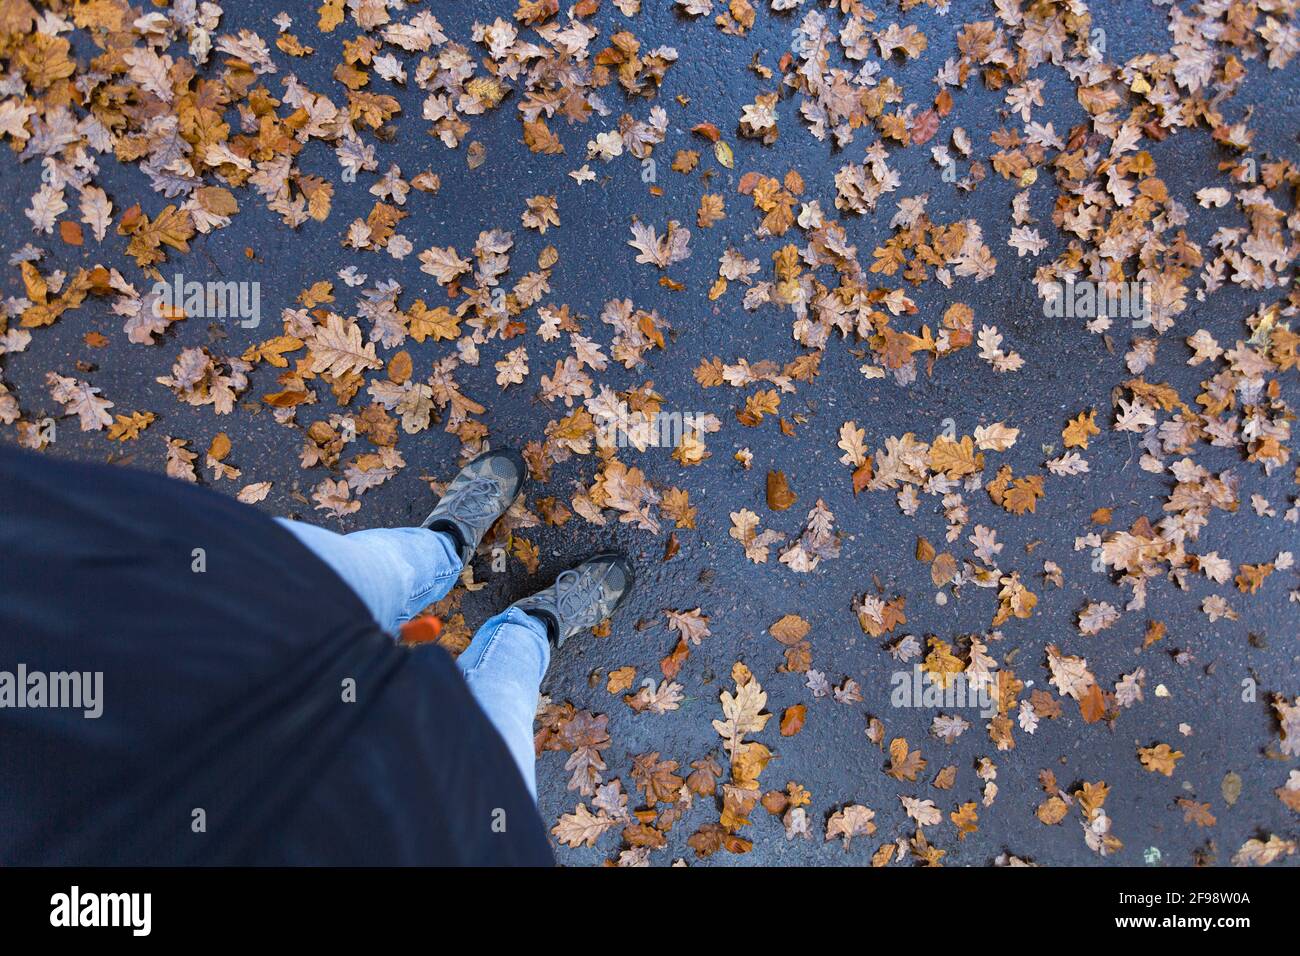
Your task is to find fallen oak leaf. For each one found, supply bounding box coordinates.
[950,801,979,839]
[825,804,876,849]
[885,737,926,782]
[666,607,711,645]
[551,803,617,848]
[1063,409,1100,449]
[606,666,636,694]
[106,410,154,441]
[1138,743,1184,777]
[901,795,942,826]
[1176,798,1217,827]
[712,669,770,755]
[624,679,684,715]
[46,372,113,431]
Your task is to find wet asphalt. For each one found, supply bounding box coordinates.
[1,2,1297,865]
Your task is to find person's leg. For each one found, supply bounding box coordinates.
[276,448,528,631]
[456,607,551,799]
[462,553,637,799]
[276,520,462,633]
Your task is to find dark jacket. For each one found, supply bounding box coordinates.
[0,445,552,865]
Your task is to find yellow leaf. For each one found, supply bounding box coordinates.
[318,0,345,33]
[929,434,981,477]
[606,666,636,694]
[106,411,155,442]
[408,300,460,342]
[1063,409,1100,449]
[1138,743,1184,777]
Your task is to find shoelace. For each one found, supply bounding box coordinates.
[554,563,611,625]
[441,475,505,524]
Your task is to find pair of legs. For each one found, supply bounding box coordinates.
[274,448,634,801]
[277,519,550,798]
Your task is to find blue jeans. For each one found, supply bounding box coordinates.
[275,519,551,798]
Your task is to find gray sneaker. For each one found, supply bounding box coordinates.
[512,552,635,646]
[421,448,527,564]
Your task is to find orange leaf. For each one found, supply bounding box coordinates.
[1079,683,1107,724]
[59,220,83,246]
[766,470,796,511]
[780,704,807,737]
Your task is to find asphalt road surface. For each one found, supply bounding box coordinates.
[1,1,1297,866]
